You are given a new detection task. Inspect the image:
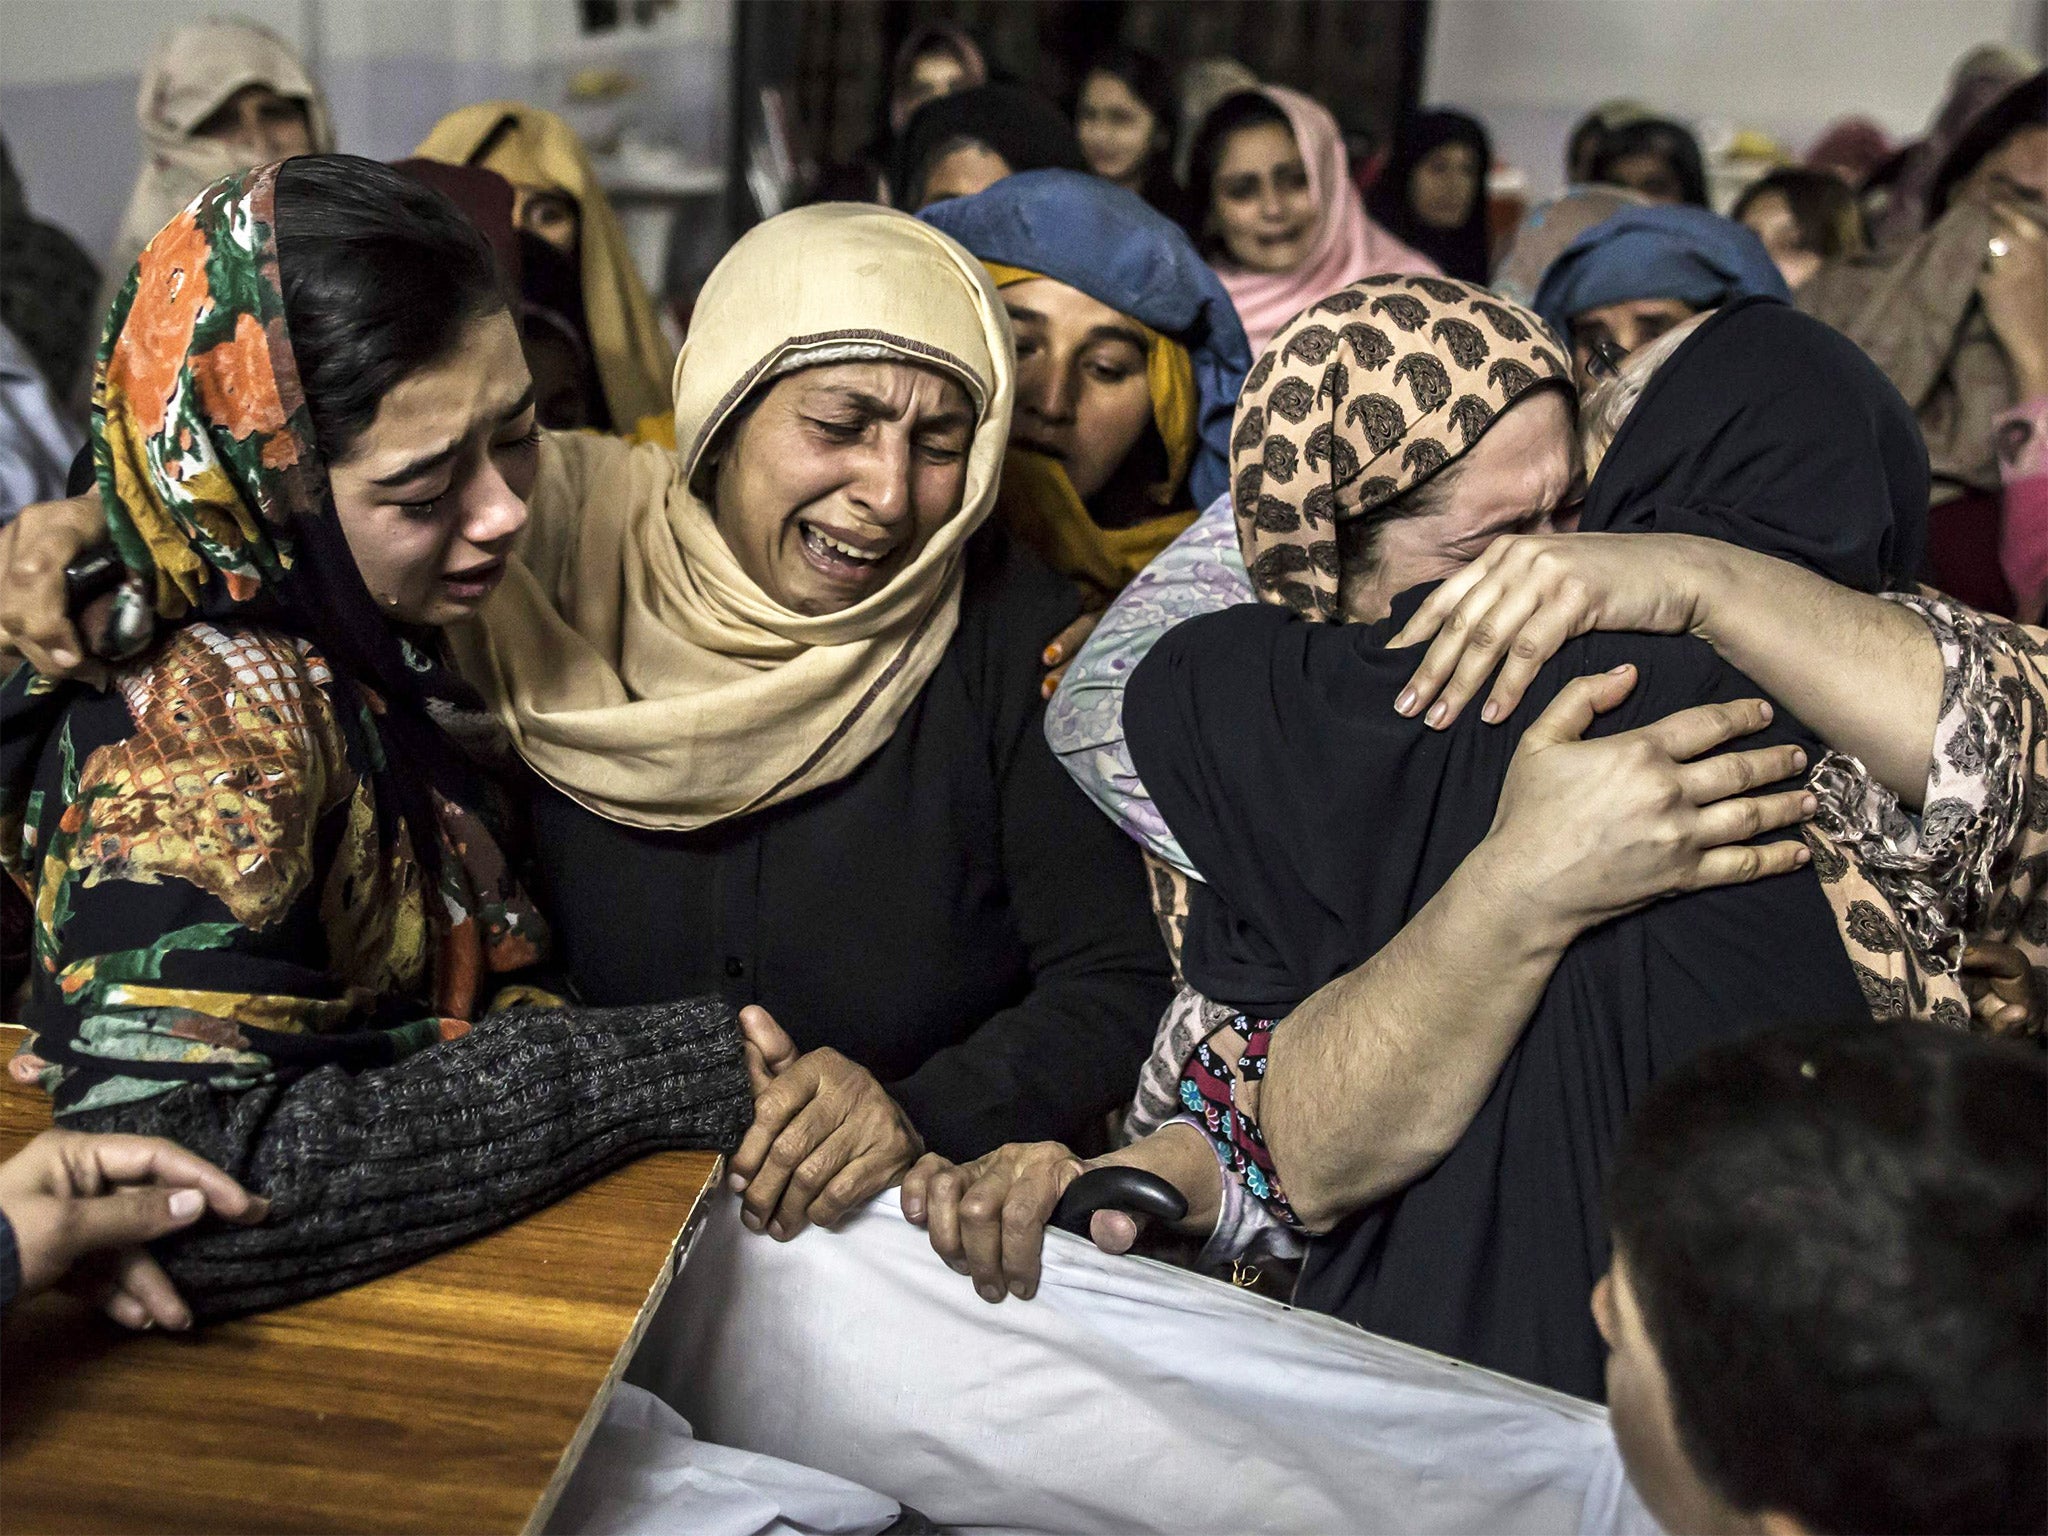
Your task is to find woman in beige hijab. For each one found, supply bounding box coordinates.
[87,17,330,389]
[461,202,1170,1243]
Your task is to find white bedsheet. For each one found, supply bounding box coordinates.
[623,1190,1662,1536]
[549,1382,902,1536]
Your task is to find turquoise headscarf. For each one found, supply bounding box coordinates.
[1532,205,1789,343]
[921,169,1251,510]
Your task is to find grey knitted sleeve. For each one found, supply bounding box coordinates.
[66,998,753,1321]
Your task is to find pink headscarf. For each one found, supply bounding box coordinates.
[1211,85,1438,356]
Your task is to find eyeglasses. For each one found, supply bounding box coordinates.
[1582,337,1630,380]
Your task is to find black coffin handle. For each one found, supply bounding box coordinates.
[63,548,125,611]
[1048,1165,1188,1237]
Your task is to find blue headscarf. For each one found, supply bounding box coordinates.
[1531,204,1789,344]
[920,169,1251,509]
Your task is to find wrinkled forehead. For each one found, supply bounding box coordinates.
[758,357,976,422]
[675,207,1004,478]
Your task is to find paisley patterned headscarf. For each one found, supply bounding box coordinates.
[91,161,503,871]
[1228,274,1571,620]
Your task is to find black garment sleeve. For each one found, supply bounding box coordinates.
[0,1209,19,1311]
[65,1000,752,1320]
[887,537,1173,1160]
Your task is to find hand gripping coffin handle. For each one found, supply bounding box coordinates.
[1049,1165,1188,1237]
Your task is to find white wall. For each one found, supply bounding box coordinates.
[1423,0,2042,200]
[1,0,730,266]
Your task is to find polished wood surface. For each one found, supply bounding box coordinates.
[0,1026,721,1536]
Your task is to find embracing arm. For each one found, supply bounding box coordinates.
[1258,671,1814,1230]
[901,669,1816,1290]
[1257,836,1578,1229]
[1686,540,1940,801]
[1390,533,1943,807]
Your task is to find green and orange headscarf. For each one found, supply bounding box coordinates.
[86,162,517,889]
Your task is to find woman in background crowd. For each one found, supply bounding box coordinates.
[1587,117,1708,206]
[1733,166,1869,291]
[2,158,754,1319]
[922,169,1249,613]
[888,22,987,138]
[1864,42,2038,248]
[1365,108,1495,282]
[1073,46,1183,222]
[1564,98,1647,186]
[85,16,329,404]
[1183,87,1435,354]
[892,84,1086,213]
[1802,69,2048,618]
[1533,204,1789,387]
[1803,115,1895,188]
[415,103,676,445]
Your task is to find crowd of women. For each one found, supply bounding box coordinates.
[0,15,2043,1536]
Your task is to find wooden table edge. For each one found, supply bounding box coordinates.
[519,1151,725,1536]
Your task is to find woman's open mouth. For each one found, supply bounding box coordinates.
[441,559,505,601]
[798,519,894,586]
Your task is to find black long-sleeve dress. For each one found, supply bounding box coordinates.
[1125,595,1869,1400]
[533,527,1173,1161]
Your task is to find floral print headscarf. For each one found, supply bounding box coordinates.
[2,162,547,1111]
[98,165,305,618]
[1228,274,1572,620]
[90,161,501,867]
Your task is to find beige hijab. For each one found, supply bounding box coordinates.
[455,203,1013,832]
[93,18,332,370]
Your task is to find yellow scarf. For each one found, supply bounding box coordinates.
[453,205,1012,832]
[984,262,1199,602]
[415,103,676,445]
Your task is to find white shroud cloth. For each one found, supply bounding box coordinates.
[621,1191,1664,1536]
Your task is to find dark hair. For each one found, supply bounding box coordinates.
[275,154,508,462]
[908,132,998,207]
[1590,118,1708,207]
[1731,167,1867,259]
[1334,455,1465,580]
[891,23,982,102]
[1079,45,1177,141]
[1183,90,1294,256]
[1608,1019,2046,1536]
[890,83,1085,213]
[1335,381,1571,580]
[1566,111,1611,184]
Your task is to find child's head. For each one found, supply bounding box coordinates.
[1599,1019,2045,1536]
